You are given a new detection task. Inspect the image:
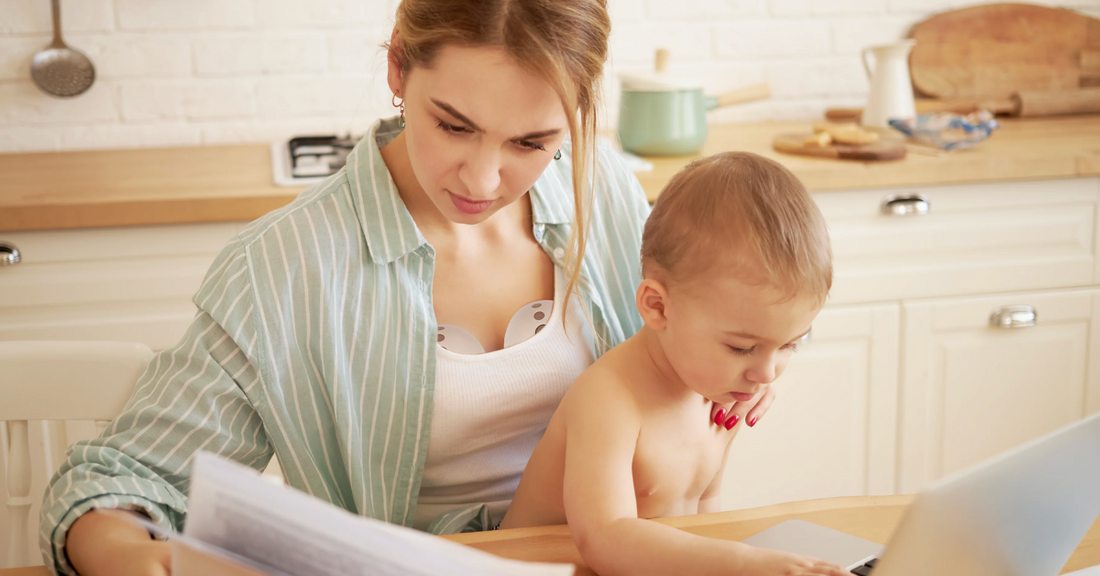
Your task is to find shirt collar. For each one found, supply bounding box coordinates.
[528,146,576,227]
[346,116,428,264]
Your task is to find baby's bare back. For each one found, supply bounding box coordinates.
[502,340,738,529]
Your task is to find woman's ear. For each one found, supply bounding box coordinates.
[387,29,405,97]
[636,278,671,331]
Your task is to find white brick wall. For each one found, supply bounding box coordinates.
[0,0,1097,153]
[115,0,253,31]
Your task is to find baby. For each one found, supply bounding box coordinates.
[499,152,846,576]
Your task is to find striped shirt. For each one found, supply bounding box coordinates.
[39,115,651,576]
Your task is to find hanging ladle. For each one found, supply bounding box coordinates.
[31,0,95,97]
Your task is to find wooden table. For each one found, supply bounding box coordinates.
[5,495,1097,576]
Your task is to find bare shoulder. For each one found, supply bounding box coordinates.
[559,353,643,429]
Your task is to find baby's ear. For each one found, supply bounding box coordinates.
[635,278,670,330]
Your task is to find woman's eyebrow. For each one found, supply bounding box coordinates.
[432,99,481,131]
[431,98,562,141]
[517,128,562,140]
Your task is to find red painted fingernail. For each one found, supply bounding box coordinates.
[714,409,726,425]
[748,416,758,427]
[724,414,740,430]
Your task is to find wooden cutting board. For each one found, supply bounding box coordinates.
[909,3,1100,99]
[773,134,907,162]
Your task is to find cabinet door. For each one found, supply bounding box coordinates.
[721,304,899,510]
[899,289,1100,494]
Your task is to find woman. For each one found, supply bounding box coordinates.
[46,1,777,574]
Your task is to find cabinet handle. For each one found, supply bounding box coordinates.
[0,242,20,266]
[880,194,930,216]
[989,305,1037,329]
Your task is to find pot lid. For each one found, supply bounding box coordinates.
[618,70,703,92]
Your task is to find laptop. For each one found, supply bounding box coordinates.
[742,411,1100,576]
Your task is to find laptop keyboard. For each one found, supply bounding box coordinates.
[850,558,877,575]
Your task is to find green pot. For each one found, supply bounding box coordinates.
[617,89,719,157]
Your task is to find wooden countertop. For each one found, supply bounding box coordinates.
[2,116,1099,232]
[3,495,1098,576]
[634,114,1100,203]
[0,145,303,232]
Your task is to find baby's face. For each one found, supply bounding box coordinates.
[658,274,821,404]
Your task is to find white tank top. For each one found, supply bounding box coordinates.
[413,269,594,530]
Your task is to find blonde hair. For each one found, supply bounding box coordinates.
[640,152,832,303]
[388,0,610,314]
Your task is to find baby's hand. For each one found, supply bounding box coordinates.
[739,546,849,576]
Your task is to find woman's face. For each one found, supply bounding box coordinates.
[388,44,570,225]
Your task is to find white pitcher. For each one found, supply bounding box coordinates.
[861,40,916,128]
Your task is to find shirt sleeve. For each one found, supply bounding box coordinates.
[38,237,274,576]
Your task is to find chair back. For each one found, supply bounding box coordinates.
[0,341,153,568]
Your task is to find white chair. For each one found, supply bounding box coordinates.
[0,341,153,569]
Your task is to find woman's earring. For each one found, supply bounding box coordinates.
[553,149,562,161]
[392,92,405,128]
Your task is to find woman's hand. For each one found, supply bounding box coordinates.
[709,385,776,430]
[67,509,171,576]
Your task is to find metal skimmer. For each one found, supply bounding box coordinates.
[31,0,95,97]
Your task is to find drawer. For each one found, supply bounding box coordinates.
[0,254,217,307]
[0,221,244,265]
[814,178,1100,304]
[0,222,244,308]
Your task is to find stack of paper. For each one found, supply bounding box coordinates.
[127,452,574,576]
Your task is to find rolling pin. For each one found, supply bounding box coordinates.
[826,88,1100,121]
[1011,88,1100,117]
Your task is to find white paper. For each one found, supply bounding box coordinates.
[110,511,293,576]
[181,451,574,576]
[1065,566,1100,576]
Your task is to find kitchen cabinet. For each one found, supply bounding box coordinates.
[897,288,1100,493]
[722,304,899,510]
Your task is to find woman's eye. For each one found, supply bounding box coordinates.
[782,343,799,353]
[727,346,753,356]
[437,121,471,134]
[517,140,547,151]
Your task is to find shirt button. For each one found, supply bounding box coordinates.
[553,248,565,259]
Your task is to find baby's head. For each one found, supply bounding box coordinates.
[637,151,832,404]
